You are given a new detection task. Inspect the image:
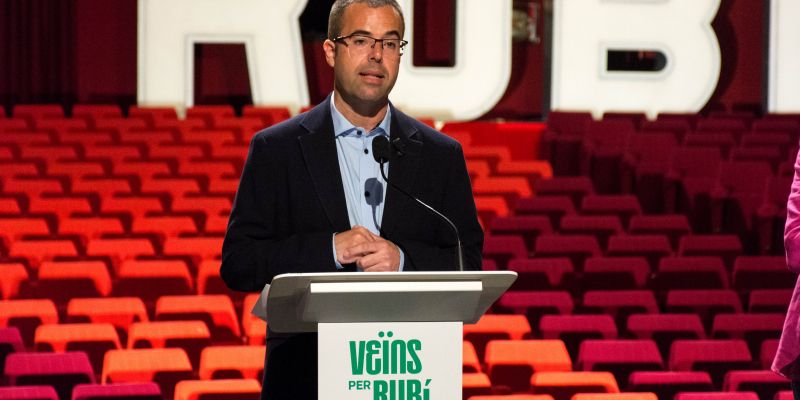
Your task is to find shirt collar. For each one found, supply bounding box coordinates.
[330,92,392,138]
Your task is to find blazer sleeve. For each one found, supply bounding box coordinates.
[786,148,800,273]
[393,141,484,271]
[220,133,338,292]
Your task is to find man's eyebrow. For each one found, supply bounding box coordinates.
[345,29,401,38]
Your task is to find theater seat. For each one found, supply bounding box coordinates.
[0,385,59,400]
[199,345,265,380]
[464,315,531,362]
[66,297,148,345]
[722,370,790,400]
[627,371,714,399]
[0,299,58,348]
[155,295,240,343]
[34,323,121,374]
[495,291,574,328]
[530,371,619,400]
[71,382,162,400]
[668,339,752,388]
[484,340,572,393]
[5,351,95,400]
[102,348,194,400]
[173,379,261,400]
[577,339,663,386]
[127,321,212,368]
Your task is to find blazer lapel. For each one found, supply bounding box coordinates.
[380,107,422,238]
[298,98,351,232]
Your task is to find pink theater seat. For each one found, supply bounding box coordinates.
[580,290,659,327]
[605,234,672,268]
[669,339,752,388]
[496,291,574,328]
[723,370,790,400]
[534,177,594,207]
[0,386,59,400]
[5,351,95,400]
[711,313,784,358]
[577,339,664,386]
[539,315,617,359]
[0,327,25,376]
[515,196,576,227]
[733,256,794,292]
[748,289,792,313]
[580,194,641,226]
[533,234,601,270]
[71,382,162,400]
[490,215,553,252]
[678,234,743,268]
[483,235,528,270]
[665,290,743,330]
[674,393,759,400]
[559,215,622,249]
[626,313,706,358]
[628,214,691,250]
[651,256,728,292]
[627,371,713,399]
[581,257,649,291]
[507,258,574,291]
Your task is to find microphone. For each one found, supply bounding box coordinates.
[371,135,465,271]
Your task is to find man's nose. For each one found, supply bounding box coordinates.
[368,41,383,62]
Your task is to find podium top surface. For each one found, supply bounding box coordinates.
[259,271,517,333]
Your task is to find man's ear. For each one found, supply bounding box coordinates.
[323,39,336,68]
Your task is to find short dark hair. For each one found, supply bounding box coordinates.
[327,0,405,39]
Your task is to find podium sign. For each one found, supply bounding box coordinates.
[318,322,462,400]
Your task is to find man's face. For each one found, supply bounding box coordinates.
[324,3,403,108]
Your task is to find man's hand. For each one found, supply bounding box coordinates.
[336,226,401,271]
[334,226,376,265]
[344,239,401,272]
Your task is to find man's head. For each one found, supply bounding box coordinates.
[324,0,406,115]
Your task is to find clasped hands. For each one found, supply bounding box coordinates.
[334,226,400,271]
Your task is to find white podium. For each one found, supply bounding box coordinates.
[254,271,517,400]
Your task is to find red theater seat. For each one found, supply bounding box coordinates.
[711,313,784,357]
[0,327,25,375]
[674,393,759,400]
[58,216,125,242]
[241,294,265,346]
[473,176,533,206]
[605,235,672,268]
[580,195,642,226]
[483,235,528,269]
[748,289,792,313]
[86,238,157,273]
[580,290,659,326]
[678,235,743,267]
[132,215,198,239]
[8,238,79,271]
[13,104,64,121]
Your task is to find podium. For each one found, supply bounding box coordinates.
[253,271,517,400]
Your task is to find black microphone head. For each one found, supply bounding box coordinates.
[372,135,391,163]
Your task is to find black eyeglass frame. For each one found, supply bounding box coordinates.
[331,34,409,55]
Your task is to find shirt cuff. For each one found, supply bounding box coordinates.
[332,233,343,270]
[398,247,405,271]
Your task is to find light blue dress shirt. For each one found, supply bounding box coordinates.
[330,94,405,270]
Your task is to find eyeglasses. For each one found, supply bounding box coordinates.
[332,34,408,57]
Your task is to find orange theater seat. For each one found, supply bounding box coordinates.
[114,260,193,303]
[469,396,554,400]
[464,314,531,362]
[462,372,492,399]
[463,340,481,373]
[0,299,58,348]
[102,348,193,400]
[155,295,240,342]
[242,294,266,345]
[473,176,533,207]
[67,297,148,344]
[0,263,29,300]
[127,321,211,368]
[484,340,572,393]
[87,239,157,274]
[162,236,224,267]
[0,217,51,246]
[58,216,125,242]
[474,195,510,228]
[36,261,112,303]
[131,215,198,239]
[35,322,121,373]
[530,371,619,400]
[8,238,79,271]
[199,345,265,380]
[174,378,261,400]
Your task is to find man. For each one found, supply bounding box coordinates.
[220,0,483,398]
